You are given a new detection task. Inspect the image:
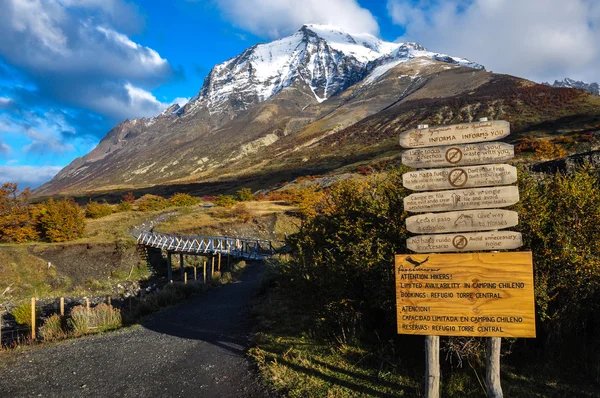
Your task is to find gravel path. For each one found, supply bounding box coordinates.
[0,263,272,398]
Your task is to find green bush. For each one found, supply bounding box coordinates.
[169,193,199,207]
[67,304,122,336]
[136,194,168,212]
[116,201,133,212]
[11,301,40,326]
[38,198,86,242]
[85,201,113,218]
[214,194,237,208]
[40,314,67,342]
[234,188,254,201]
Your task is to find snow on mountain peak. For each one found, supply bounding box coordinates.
[180,25,484,115]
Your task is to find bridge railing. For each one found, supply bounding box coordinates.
[137,231,275,259]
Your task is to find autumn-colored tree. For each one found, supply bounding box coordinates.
[0,182,38,242]
[38,198,85,242]
[234,188,254,202]
[85,201,113,218]
[136,194,168,212]
[123,191,135,203]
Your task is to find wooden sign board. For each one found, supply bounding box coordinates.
[399,121,510,148]
[404,186,519,213]
[402,142,514,168]
[402,164,517,191]
[406,209,519,234]
[395,252,535,337]
[407,231,523,253]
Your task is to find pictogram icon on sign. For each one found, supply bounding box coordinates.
[452,235,468,250]
[448,168,468,187]
[445,147,463,164]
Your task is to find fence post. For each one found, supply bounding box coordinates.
[86,297,90,312]
[167,252,173,282]
[194,266,197,281]
[212,256,215,275]
[60,297,65,316]
[203,261,207,283]
[218,253,221,272]
[180,253,185,279]
[184,272,187,285]
[107,296,112,308]
[31,297,36,341]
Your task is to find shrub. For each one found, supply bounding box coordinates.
[40,314,67,342]
[136,194,168,212]
[117,201,133,212]
[234,188,254,202]
[67,304,122,336]
[213,195,237,208]
[0,182,39,243]
[85,201,113,219]
[38,198,85,242]
[169,193,199,207]
[11,301,40,326]
[202,195,215,202]
[123,191,135,203]
[232,203,253,222]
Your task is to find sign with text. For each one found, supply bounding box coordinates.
[401,142,515,168]
[407,231,523,253]
[399,120,510,148]
[406,209,519,234]
[404,186,520,213]
[402,164,517,191]
[395,252,535,337]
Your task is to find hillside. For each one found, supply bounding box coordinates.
[35,25,600,198]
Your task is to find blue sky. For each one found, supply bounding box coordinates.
[1,0,599,189]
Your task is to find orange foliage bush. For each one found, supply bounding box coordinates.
[38,198,86,242]
[0,183,39,243]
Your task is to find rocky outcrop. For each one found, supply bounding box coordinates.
[532,150,600,173]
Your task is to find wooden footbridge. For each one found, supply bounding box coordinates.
[136,231,276,281]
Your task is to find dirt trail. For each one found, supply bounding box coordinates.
[0,263,272,398]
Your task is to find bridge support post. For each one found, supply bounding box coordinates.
[179,253,185,279]
[218,253,221,272]
[167,252,173,282]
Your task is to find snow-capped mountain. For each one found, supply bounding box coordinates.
[546,78,600,95]
[178,24,483,116]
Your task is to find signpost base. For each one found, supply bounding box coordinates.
[425,335,440,398]
[486,337,503,397]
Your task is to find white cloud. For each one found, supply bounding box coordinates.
[171,97,190,107]
[213,0,379,38]
[0,0,173,122]
[0,97,13,108]
[388,0,600,83]
[0,165,64,189]
[0,140,11,156]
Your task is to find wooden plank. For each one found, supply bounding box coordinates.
[404,186,519,213]
[402,142,514,168]
[402,164,517,191]
[407,231,523,253]
[399,121,510,148]
[394,252,536,337]
[406,210,518,234]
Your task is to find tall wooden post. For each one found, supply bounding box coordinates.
[107,296,112,308]
[211,256,215,275]
[60,297,65,316]
[218,253,221,272]
[179,253,185,279]
[194,266,197,281]
[425,336,440,398]
[184,272,187,285]
[486,338,503,397]
[31,297,36,340]
[167,252,173,282]
[86,297,90,311]
[203,260,207,283]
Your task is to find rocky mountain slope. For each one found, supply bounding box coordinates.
[35,25,600,197]
[546,78,600,95]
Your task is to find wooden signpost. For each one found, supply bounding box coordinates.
[407,231,523,253]
[406,209,519,234]
[399,120,510,148]
[402,164,517,191]
[398,119,534,398]
[395,252,535,338]
[402,142,515,168]
[404,186,520,213]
